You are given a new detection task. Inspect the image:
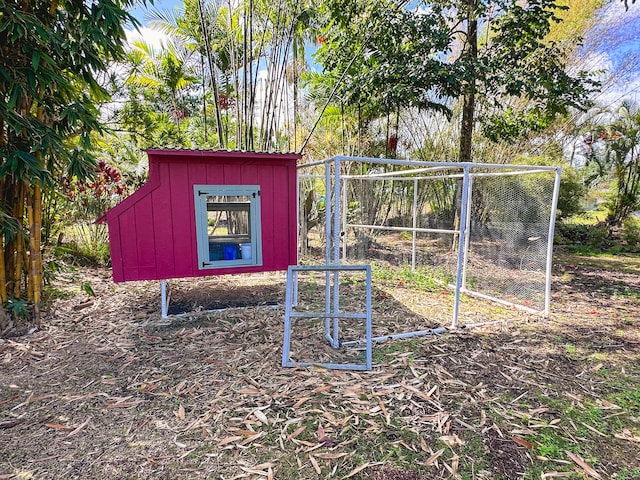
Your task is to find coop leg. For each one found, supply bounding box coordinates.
[161,280,168,319]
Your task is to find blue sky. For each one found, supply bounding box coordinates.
[129,0,182,26]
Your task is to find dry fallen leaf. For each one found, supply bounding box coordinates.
[217,435,242,447]
[67,417,91,437]
[254,409,269,425]
[293,397,310,408]
[565,451,602,479]
[45,423,71,430]
[343,462,384,479]
[423,448,444,466]
[511,436,534,448]
[176,404,185,421]
[288,425,306,440]
[309,455,321,474]
[613,429,640,443]
[439,434,465,446]
[541,472,575,478]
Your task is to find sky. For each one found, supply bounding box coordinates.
[579,1,640,107]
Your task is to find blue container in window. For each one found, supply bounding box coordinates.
[223,244,238,260]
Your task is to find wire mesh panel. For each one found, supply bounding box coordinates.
[463,170,557,312]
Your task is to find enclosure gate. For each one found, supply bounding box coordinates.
[282,264,372,370]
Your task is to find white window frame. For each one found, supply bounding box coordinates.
[194,185,262,269]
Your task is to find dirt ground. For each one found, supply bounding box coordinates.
[1,250,639,479]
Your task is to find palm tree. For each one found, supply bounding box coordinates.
[126,40,199,123]
[598,101,640,224]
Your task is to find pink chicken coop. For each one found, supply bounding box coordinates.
[101,149,301,284]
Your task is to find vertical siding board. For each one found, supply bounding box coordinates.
[205,159,225,184]
[118,208,139,280]
[168,160,195,277]
[151,160,175,278]
[270,165,290,268]
[108,218,125,282]
[188,161,209,275]
[288,164,298,265]
[259,164,275,269]
[133,195,157,279]
[222,160,242,185]
[242,163,259,185]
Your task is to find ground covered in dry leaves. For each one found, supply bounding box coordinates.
[1,250,639,479]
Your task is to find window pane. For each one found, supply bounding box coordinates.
[206,195,251,261]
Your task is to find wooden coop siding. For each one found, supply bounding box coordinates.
[105,150,299,282]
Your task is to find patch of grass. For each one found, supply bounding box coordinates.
[556,247,640,273]
[564,344,578,359]
[613,286,640,302]
[608,385,640,416]
[372,263,451,291]
[457,430,491,475]
[372,339,418,364]
[534,429,574,458]
[617,467,640,480]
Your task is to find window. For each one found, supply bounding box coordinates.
[194,185,262,269]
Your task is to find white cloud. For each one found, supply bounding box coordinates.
[125,27,170,50]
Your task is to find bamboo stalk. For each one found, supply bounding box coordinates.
[13,181,25,299]
[0,180,6,304]
[26,186,34,303]
[32,184,42,324]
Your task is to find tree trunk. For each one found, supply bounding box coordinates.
[458,1,478,163]
[454,2,478,248]
[0,184,6,304]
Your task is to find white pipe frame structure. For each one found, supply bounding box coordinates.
[297,155,561,345]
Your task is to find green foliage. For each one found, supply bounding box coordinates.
[0,0,141,316]
[314,0,455,116]
[0,0,139,183]
[372,263,450,291]
[516,154,587,219]
[59,160,127,264]
[4,298,31,320]
[586,101,640,224]
[557,169,588,219]
[555,222,611,248]
[81,282,96,297]
[622,217,640,250]
[616,468,640,480]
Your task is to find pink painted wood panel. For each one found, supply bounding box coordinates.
[103,150,300,282]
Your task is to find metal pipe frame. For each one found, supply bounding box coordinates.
[451,166,471,328]
[411,178,418,271]
[292,155,559,367]
[298,155,558,172]
[461,175,474,290]
[545,167,562,317]
[459,288,541,314]
[347,223,459,235]
[324,160,333,345]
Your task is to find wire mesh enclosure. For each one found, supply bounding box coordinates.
[298,156,561,331]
